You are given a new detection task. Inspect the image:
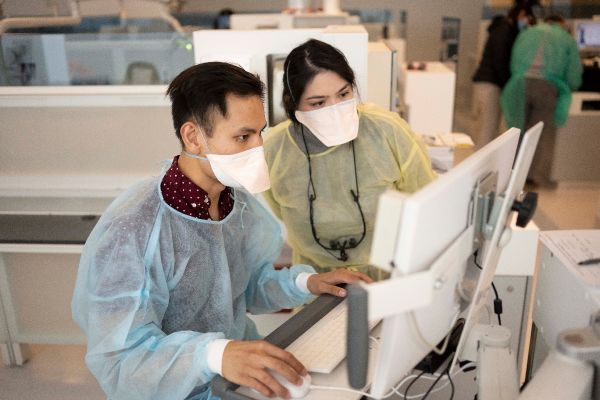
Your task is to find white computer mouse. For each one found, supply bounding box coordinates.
[270,370,312,399]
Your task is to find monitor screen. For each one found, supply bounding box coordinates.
[574,20,600,50]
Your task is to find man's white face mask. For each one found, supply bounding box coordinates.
[184,128,271,194]
[295,97,359,147]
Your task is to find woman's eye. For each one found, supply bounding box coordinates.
[236,135,249,142]
[310,101,324,108]
[340,91,350,98]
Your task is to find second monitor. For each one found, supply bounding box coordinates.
[348,123,543,398]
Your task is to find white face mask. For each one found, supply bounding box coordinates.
[295,97,359,147]
[184,130,271,194]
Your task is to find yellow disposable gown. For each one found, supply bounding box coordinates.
[263,103,435,273]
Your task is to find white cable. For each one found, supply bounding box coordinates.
[456,279,472,302]
[308,362,477,399]
[409,311,459,355]
[393,362,477,399]
[310,374,416,400]
[484,304,492,324]
[309,385,374,398]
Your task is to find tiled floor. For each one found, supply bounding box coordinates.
[0,344,105,400]
[531,181,600,231]
[2,104,599,400]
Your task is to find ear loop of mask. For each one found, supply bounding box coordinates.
[182,117,212,161]
[180,93,213,161]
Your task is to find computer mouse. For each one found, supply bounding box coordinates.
[270,370,312,399]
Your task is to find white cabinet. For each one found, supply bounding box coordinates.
[552,92,600,182]
[0,86,178,366]
[402,61,456,135]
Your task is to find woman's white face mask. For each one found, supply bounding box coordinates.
[184,129,271,194]
[295,97,359,147]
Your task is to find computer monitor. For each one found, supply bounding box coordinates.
[360,123,542,399]
[266,54,288,126]
[573,19,600,51]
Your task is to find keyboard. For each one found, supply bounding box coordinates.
[285,300,379,374]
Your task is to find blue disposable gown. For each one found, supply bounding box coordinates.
[72,176,316,400]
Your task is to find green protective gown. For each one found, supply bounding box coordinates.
[501,22,582,130]
[263,103,436,273]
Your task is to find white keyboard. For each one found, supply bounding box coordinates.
[285,300,378,374]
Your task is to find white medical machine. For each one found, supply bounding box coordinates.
[211,123,543,400]
[347,122,543,399]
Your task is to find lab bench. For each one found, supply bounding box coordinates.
[0,197,111,366]
[552,91,600,182]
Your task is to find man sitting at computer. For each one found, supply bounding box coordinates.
[71,62,372,400]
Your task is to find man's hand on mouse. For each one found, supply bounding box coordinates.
[222,340,307,399]
[307,268,373,297]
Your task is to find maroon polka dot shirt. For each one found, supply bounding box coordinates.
[160,156,234,221]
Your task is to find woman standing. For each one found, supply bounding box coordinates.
[263,39,435,277]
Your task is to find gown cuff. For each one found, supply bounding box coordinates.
[206,338,232,375]
[295,272,316,294]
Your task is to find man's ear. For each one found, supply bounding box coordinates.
[180,121,204,153]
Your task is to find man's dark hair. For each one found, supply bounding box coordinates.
[282,39,356,124]
[166,62,264,143]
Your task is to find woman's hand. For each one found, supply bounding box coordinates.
[307,268,373,297]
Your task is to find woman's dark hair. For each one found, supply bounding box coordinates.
[507,3,536,26]
[166,62,264,144]
[282,39,356,124]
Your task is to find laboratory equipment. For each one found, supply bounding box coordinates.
[347,122,543,398]
[520,230,600,399]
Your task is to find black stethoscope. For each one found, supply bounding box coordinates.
[299,125,366,262]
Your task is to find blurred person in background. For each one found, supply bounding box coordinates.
[501,14,582,188]
[471,2,536,147]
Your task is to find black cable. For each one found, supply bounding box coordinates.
[403,370,426,399]
[420,367,447,400]
[422,354,460,400]
[491,282,503,325]
[447,369,455,400]
[472,253,503,326]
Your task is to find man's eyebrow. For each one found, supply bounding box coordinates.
[238,123,267,134]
